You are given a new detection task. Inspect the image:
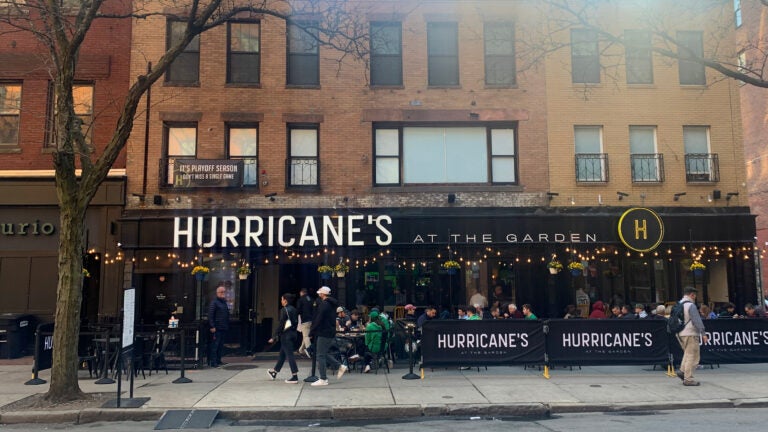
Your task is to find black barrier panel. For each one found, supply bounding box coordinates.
[669,319,768,365]
[546,319,669,366]
[420,320,545,368]
[36,323,55,372]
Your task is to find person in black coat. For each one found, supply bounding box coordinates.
[267,293,300,383]
[207,285,230,367]
[296,288,315,357]
[309,286,345,385]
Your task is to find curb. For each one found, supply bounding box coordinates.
[2,399,767,425]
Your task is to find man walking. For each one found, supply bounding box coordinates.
[208,285,230,368]
[296,288,315,358]
[677,286,709,386]
[309,286,347,386]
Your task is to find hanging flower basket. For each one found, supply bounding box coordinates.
[548,267,560,275]
[443,260,460,275]
[318,265,334,279]
[447,268,457,275]
[334,263,349,278]
[238,273,248,280]
[237,265,251,280]
[568,262,584,276]
[191,265,209,281]
[690,261,706,277]
[547,260,562,274]
[571,269,582,276]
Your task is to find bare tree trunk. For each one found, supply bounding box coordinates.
[44,202,87,402]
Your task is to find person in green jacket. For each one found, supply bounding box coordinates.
[522,304,538,320]
[363,311,384,373]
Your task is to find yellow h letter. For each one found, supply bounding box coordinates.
[634,219,647,240]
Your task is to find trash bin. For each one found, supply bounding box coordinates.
[0,313,36,359]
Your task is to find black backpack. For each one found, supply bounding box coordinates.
[667,300,691,333]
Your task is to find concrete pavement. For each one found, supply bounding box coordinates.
[1,357,768,425]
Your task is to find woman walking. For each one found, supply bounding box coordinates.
[267,293,300,383]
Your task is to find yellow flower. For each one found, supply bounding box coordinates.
[443,260,461,269]
[334,263,349,273]
[318,265,334,273]
[547,260,563,270]
[82,268,91,278]
[568,262,584,271]
[690,261,706,271]
[237,266,251,275]
[191,265,209,275]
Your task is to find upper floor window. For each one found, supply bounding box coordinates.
[629,125,663,182]
[370,22,402,86]
[227,125,258,186]
[46,83,92,148]
[677,31,705,85]
[574,126,607,182]
[288,125,318,187]
[0,83,21,147]
[684,126,719,182]
[484,22,516,86]
[571,29,599,84]
[228,22,260,84]
[165,124,197,186]
[427,22,459,86]
[166,21,200,84]
[373,124,517,186]
[625,30,653,84]
[287,22,319,86]
[734,0,742,28]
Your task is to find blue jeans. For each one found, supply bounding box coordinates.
[210,329,227,366]
[316,336,341,380]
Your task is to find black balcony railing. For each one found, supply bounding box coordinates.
[685,153,719,183]
[286,157,320,189]
[630,153,664,183]
[575,153,609,182]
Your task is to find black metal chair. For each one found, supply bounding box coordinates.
[77,333,98,378]
[147,331,169,375]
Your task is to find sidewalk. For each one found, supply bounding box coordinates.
[1,356,767,425]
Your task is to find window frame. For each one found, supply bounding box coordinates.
[287,21,320,87]
[227,21,261,85]
[683,125,718,183]
[372,123,518,186]
[574,125,608,182]
[734,0,742,28]
[163,122,198,187]
[0,82,22,148]
[427,22,460,87]
[677,31,705,86]
[571,29,600,84]
[165,20,201,85]
[629,125,663,183]
[625,30,653,85]
[45,82,93,149]
[226,123,259,187]
[370,21,403,86]
[484,22,516,87]
[287,123,320,189]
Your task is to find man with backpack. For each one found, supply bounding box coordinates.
[673,287,710,386]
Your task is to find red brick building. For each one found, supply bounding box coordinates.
[0,2,131,325]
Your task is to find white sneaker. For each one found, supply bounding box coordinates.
[310,379,329,386]
[364,364,371,373]
[337,364,348,379]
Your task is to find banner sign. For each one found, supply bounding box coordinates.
[670,319,768,364]
[35,322,54,372]
[420,320,545,367]
[546,319,669,366]
[173,159,243,188]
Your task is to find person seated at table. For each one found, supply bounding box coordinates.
[489,306,503,319]
[699,304,717,320]
[718,303,737,318]
[336,307,348,331]
[416,306,437,337]
[563,304,577,319]
[466,307,481,320]
[651,304,667,319]
[620,304,636,319]
[609,304,622,318]
[522,304,538,320]
[589,301,606,319]
[456,306,468,320]
[403,304,418,322]
[362,311,385,373]
[635,303,648,319]
[742,303,766,318]
[505,303,524,319]
[346,309,363,331]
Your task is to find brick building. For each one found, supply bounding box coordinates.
[0,2,131,324]
[121,0,756,353]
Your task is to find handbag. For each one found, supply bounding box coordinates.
[284,310,293,330]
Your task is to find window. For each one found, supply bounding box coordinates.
[484,22,516,86]
[571,29,599,84]
[734,0,742,28]
[373,125,517,185]
[677,31,705,85]
[427,22,459,86]
[684,126,718,182]
[165,124,197,186]
[574,126,607,182]
[166,21,200,84]
[227,125,258,186]
[629,126,663,182]
[287,22,319,86]
[370,22,402,86]
[288,125,318,187]
[737,50,747,85]
[625,30,653,84]
[0,84,21,147]
[45,83,92,148]
[228,22,260,84]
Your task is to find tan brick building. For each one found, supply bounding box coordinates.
[122,0,756,352]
